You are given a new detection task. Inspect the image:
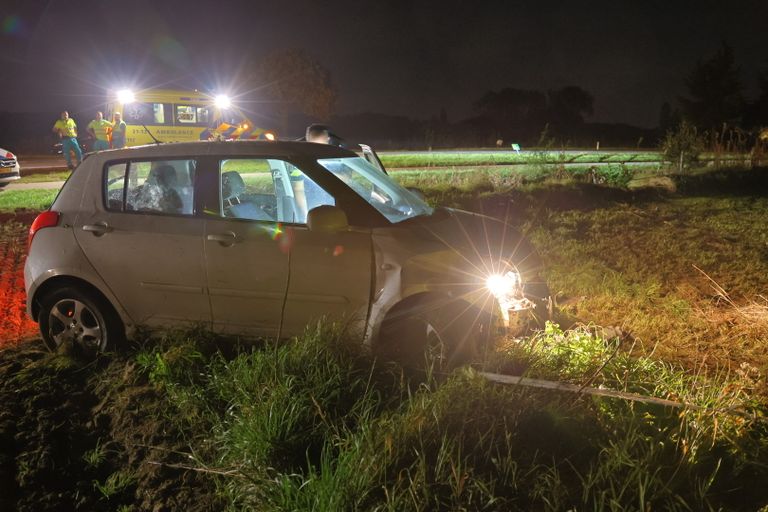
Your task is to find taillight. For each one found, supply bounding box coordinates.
[28,211,60,250]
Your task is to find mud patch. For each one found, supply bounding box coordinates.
[0,342,221,511]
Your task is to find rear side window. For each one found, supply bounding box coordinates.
[105,159,197,215]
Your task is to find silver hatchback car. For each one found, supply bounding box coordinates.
[25,141,549,363]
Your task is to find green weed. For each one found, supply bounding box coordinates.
[0,189,58,212]
[93,470,136,499]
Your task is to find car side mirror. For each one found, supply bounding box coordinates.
[307,205,349,232]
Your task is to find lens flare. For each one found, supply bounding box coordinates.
[1,15,22,36]
[271,223,283,240]
[152,35,190,69]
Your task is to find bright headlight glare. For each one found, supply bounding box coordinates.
[215,94,231,109]
[116,89,135,104]
[486,271,520,299]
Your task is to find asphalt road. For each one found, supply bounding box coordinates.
[2,180,65,191]
[18,155,67,174]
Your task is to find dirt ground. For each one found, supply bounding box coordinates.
[0,342,221,511]
[0,212,38,349]
[0,212,220,511]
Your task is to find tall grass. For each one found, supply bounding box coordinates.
[135,321,768,511]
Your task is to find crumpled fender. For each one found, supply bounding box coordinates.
[366,207,545,342]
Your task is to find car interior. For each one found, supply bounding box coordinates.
[221,170,274,221]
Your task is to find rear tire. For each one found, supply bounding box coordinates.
[38,286,124,356]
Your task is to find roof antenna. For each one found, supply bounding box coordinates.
[141,123,164,144]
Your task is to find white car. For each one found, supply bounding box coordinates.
[24,141,550,365]
[0,147,21,187]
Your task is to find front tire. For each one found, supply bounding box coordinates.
[379,299,493,370]
[38,286,124,355]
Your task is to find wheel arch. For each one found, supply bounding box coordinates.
[375,291,497,347]
[31,275,125,330]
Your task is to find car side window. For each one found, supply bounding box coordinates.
[218,158,334,224]
[105,159,196,215]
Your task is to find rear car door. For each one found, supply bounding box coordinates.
[74,158,210,328]
[203,157,290,336]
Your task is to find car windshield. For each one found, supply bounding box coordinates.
[317,156,433,223]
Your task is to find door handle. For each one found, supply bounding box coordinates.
[206,232,237,246]
[82,222,112,236]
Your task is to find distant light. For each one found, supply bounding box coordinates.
[264,132,276,141]
[117,89,135,104]
[215,94,231,109]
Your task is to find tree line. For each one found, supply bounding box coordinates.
[262,43,767,149]
[1,44,765,151]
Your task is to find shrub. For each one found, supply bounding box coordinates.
[661,120,705,171]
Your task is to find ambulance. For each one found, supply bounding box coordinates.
[105,89,274,147]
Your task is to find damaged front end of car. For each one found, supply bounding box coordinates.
[369,207,551,364]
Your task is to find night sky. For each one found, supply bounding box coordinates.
[0,0,765,128]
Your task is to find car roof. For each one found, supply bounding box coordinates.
[98,140,359,160]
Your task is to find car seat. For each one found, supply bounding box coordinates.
[221,171,273,221]
[137,164,183,214]
[272,169,298,222]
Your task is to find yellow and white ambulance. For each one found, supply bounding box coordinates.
[105,89,274,147]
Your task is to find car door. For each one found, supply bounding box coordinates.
[203,157,373,339]
[272,161,374,339]
[280,225,373,340]
[74,158,211,328]
[203,157,290,336]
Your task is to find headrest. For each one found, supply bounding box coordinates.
[222,171,246,200]
[149,165,177,188]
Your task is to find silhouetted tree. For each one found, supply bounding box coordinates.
[257,49,336,131]
[680,42,744,130]
[542,86,594,142]
[744,61,768,128]
[473,88,546,141]
[658,101,679,133]
[547,86,594,124]
[474,88,546,121]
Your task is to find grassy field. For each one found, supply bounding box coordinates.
[379,150,665,168]
[1,165,766,510]
[17,170,71,183]
[378,150,753,168]
[0,189,58,212]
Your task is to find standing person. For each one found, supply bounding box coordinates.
[111,112,127,149]
[52,111,82,170]
[290,124,335,219]
[87,111,113,151]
